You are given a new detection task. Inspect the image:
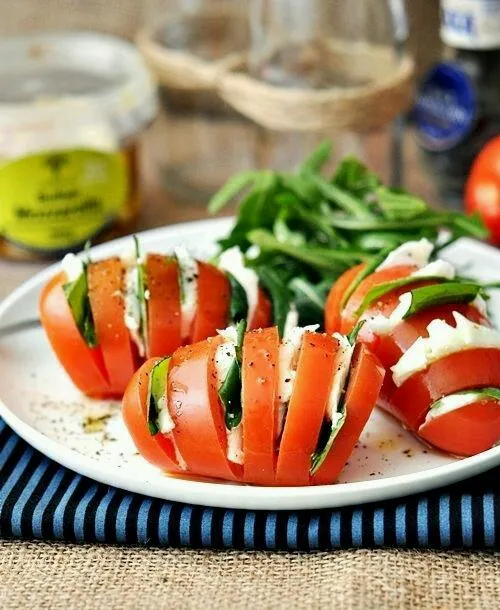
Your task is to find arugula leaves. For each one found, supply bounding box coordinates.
[147,357,171,436]
[256,267,292,338]
[403,283,484,319]
[63,263,97,348]
[218,321,246,430]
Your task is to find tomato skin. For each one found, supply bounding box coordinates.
[325,264,365,334]
[122,358,181,472]
[87,258,139,396]
[241,327,279,485]
[340,265,418,334]
[39,273,111,398]
[311,345,385,485]
[465,136,500,245]
[418,399,500,457]
[146,254,182,358]
[275,333,338,487]
[191,262,231,343]
[168,337,242,481]
[248,287,273,330]
[384,348,500,432]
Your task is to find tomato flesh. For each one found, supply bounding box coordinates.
[191,262,231,343]
[39,273,110,398]
[275,332,338,486]
[419,399,500,457]
[248,287,273,330]
[325,264,365,334]
[241,327,279,485]
[122,358,181,472]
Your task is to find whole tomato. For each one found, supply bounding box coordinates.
[465,136,500,245]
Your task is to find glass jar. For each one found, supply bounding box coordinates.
[220,0,413,186]
[138,0,256,204]
[0,31,156,260]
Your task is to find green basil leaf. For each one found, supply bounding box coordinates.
[147,357,171,436]
[133,237,149,353]
[208,170,260,214]
[63,268,97,349]
[347,320,365,346]
[403,282,482,319]
[227,272,249,325]
[310,407,347,475]
[298,140,333,175]
[340,246,394,309]
[354,275,450,317]
[257,267,292,338]
[218,320,246,430]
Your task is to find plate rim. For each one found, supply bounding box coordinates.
[1,219,499,511]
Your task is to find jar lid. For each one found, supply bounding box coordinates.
[0,31,157,145]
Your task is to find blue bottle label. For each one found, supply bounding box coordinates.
[414,62,476,152]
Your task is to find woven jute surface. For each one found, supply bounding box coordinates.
[0,541,499,610]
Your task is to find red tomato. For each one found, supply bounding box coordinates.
[122,358,182,472]
[168,337,242,481]
[241,327,280,485]
[275,333,338,487]
[324,264,365,334]
[465,136,500,245]
[311,345,385,485]
[340,265,418,334]
[87,258,139,396]
[191,262,231,343]
[248,287,273,330]
[384,348,500,432]
[39,273,110,398]
[418,398,500,457]
[146,254,182,358]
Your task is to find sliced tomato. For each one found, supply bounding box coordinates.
[146,254,182,358]
[168,337,241,481]
[275,333,338,487]
[311,345,385,485]
[39,272,110,398]
[248,287,273,330]
[241,327,279,485]
[384,348,500,431]
[340,265,418,334]
[418,398,500,457]
[87,258,139,396]
[325,264,365,334]
[122,358,182,472]
[191,262,231,343]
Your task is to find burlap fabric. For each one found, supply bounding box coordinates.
[0,541,499,609]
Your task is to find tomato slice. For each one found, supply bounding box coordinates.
[340,265,418,334]
[384,348,500,431]
[241,327,279,485]
[275,333,338,487]
[325,264,365,334]
[168,337,241,481]
[418,398,500,457]
[87,258,139,396]
[122,358,181,472]
[146,254,182,358]
[39,272,110,398]
[248,287,273,330]
[191,262,231,343]
[311,345,385,485]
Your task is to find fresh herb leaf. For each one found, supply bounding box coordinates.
[375,187,428,221]
[147,357,170,436]
[340,246,394,309]
[133,237,149,354]
[63,269,97,348]
[347,320,365,346]
[298,140,333,175]
[310,174,376,219]
[403,283,483,319]
[310,408,347,475]
[227,272,249,325]
[257,267,292,338]
[208,170,259,214]
[332,156,381,196]
[289,277,327,327]
[218,320,246,430]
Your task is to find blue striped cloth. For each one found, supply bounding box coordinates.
[1,417,499,549]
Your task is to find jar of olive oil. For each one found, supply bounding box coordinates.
[0,31,156,260]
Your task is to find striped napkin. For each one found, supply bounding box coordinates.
[1,417,498,550]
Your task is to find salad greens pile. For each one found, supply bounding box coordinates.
[209,141,488,325]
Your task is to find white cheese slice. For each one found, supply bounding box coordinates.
[391,313,500,387]
[422,392,486,424]
[61,253,84,282]
[174,246,199,341]
[156,393,187,471]
[218,247,260,326]
[325,334,354,420]
[123,265,146,358]
[376,238,434,271]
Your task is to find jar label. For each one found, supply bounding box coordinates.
[441,0,500,49]
[0,149,128,251]
[414,62,476,152]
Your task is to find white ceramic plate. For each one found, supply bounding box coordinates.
[1,218,500,510]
